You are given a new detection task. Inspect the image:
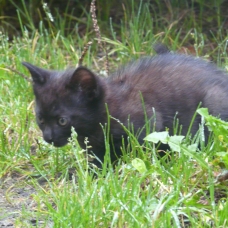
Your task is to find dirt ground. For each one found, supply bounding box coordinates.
[0,174,51,227]
[0,167,77,227]
[1,168,227,227]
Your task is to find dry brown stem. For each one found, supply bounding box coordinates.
[90,0,109,74]
[78,41,93,66]
[5,66,32,82]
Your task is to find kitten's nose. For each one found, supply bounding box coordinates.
[43,128,53,144]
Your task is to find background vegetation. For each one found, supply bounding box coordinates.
[0,0,228,227]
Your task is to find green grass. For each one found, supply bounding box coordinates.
[1,0,228,227]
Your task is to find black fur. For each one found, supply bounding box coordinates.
[22,52,228,163]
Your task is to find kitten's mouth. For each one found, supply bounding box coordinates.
[46,140,68,147]
[53,142,68,147]
[43,133,69,147]
[55,141,68,147]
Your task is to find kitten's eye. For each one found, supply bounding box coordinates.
[38,117,44,124]
[58,117,68,126]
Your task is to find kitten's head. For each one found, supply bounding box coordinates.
[23,62,105,147]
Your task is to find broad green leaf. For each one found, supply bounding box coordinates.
[197,108,210,117]
[181,146,208,169]
[144,131,169,144]
[168,135,185,152]
[132,158,147,173]
[216,152,228,157]
[187,144,198,152]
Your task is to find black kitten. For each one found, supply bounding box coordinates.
[23,51,228,163]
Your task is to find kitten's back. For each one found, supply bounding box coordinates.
[105,53,228,135]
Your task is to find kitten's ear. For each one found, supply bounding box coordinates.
[68,66,102,100]
[153,43,170,54]
[22,62,49,85]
